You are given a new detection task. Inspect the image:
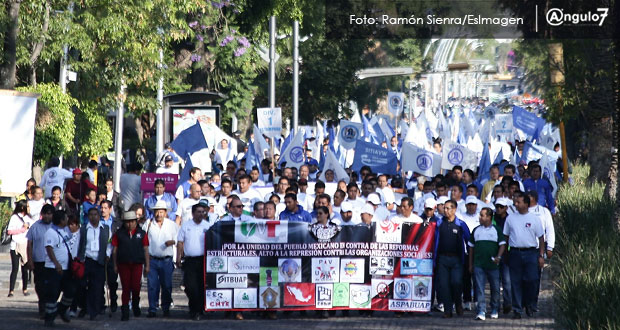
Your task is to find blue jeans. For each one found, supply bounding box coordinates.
[147,257,174,313]
[436,255,463,309]
[473,267,500,314]
[508,249,539,314]
[500,259,512,308]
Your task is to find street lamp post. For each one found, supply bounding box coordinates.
[292,20,299,134]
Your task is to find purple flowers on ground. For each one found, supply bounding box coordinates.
[220,35,234,47]
[234,47,247,57]
[238,36,250,48]
[190,54,202,62]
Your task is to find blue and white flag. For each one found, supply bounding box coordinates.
[279,129,306,169]
[338,120,363,150]
[387,92,405,116]
[539,152,558,197]
[539,124,561,150]
[170,122,208,158]
[351,139,398,175]
[494,114,513,142]
[441,142,478,171]
[512,106,545,140]
[319,149,349,183]
[253,125,270,162]
[401,142,440,177]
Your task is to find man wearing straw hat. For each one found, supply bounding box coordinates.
[142,200,177,318]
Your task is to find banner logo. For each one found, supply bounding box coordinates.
[416,154,432,171]
[216,274,248,288]
[206,290,232,309]
[260,267,279,287]
[312,257,340,283]
[234,288,257,309]
[278,258,302,283]
[206,256,227,273]
[400,258,433,276]
[339,258,365,283]
[284,283,315,306]
[290,146,305,163]
[341,125,359,143]
[369,256,394,275]
[413,277,432,300]
[235,220,288,243]
[316,284,333,308]
[259,286,280,308]
[349,284,371,309]
[372,278,393,299]
[228,257,260,273]
[394,278,412,300]
[447,148,464,165]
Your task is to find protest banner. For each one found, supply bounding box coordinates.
[441,142,478,170]
[387,92,405,116]
[257,107,282,138]
[512,106,545,140]
[140,173,178,199]
[204,221,435,312]
[351,139,398,175]
[339,120,363,150]
[401,143,440,177]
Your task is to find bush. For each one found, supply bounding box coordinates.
[0,200,13,232]
[554,163,620,329]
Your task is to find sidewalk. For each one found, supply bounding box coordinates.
[0,253,554,329]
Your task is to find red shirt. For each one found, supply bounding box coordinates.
[111,227,149,247]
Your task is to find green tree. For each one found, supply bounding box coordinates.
[16,83,76,164]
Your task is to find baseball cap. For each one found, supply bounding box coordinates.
[466,195,478,204]
[424,198,437,209]
[164,155,173,162]
[361,204,374,215]
[367,193,381,205]
[340,201,353,213]
[73,168,82,175]
[495,197,511,207]
[436,196,449,204]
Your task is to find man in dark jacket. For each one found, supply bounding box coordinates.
[77,208,111,320]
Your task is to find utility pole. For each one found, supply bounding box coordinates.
[156,49,164,156]
[268,16,276,180]
[113,81,126,193]
[292,20,299,134]
[549,43,569,183]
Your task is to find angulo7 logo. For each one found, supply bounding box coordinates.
[236,220,288,243]
[546,8,609,26]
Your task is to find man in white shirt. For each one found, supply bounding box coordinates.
[296,179,315,212]
[377,175,395,211]
[176,202,212,320]
[390,197,423,224]
[143,201,177,318]
[232,175,262,213]
[458,196,481,234]
[40,158,73,199]
[176,184,202,226]
[156,155,179,174]
[502,192,545,319]
[220,196,254,222]
[43,210,72,326]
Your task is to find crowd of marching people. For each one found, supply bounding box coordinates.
[4,118,559,326]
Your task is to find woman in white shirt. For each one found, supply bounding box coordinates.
[6,200,33,297]
[28,186,48,221]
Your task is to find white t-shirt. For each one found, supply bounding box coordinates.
[390,213,423,224]
[40,167,73,198]
[7,214,33,250]
[28,199,47,221]
[457,211,480,234]
[371,206,391,223]
[233,188,263,213]
[156,166,179,175]
[177,219,212,257]
[179,198,200,224]
[503,211,544,248]
[44,227,71,270]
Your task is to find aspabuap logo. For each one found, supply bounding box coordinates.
[234,220,288,243]
[546,8,609,26]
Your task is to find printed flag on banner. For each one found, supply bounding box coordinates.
[539,124,561,150]
[279,129,306,169]
[319,150,350,183]
[339,120,363,149]
[512,106,545,140]
[401,142,441,177]
[521,141,548,164]
[539,152,558,197]
[441,142,477,170]
[351,139,398,175]
[387,92,405,116]
[494,114,513,142]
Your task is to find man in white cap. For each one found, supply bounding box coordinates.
[367,193,390,223]
[142,201,177,318]
[390,197,423,224]
[358,204,374,227]
[436,196,450,218]
[457,195,481,311]
[421,198,440,225]
[339,202,355,226]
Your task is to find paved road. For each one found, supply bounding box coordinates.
[0,253,554,329]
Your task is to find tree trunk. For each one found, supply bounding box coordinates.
[0,0,22,89]
[28,1,50,87]
[587,116,614,184]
